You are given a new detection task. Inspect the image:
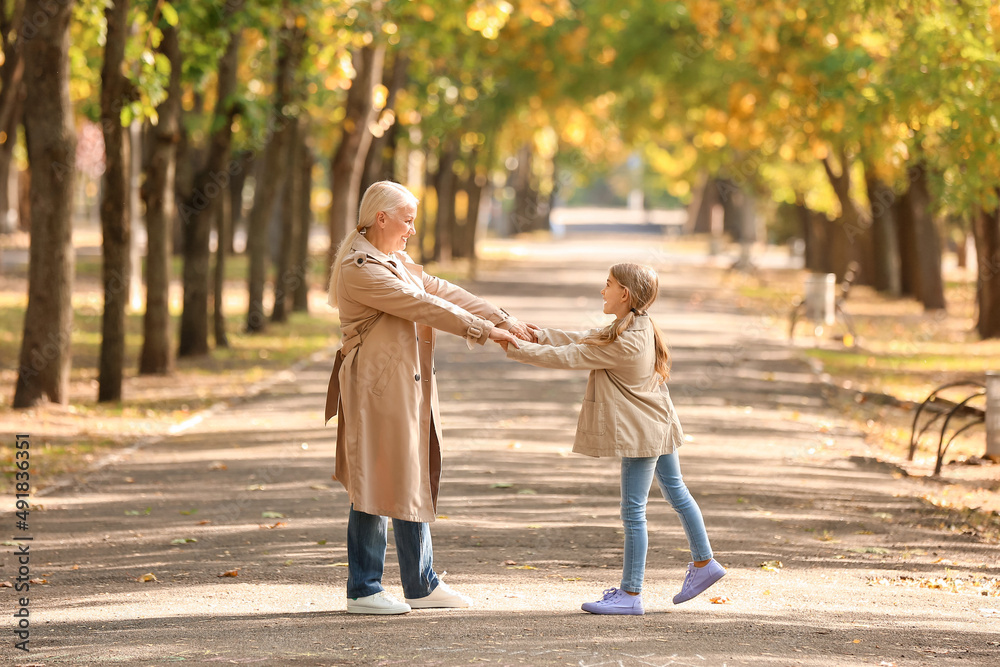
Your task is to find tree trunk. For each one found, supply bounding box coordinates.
[972,200,1000,338]
[511,143,539,234]
[246,22,303,333]
[326,42,386,274]
[138,22,179,375]
[462,165,485,260]
[433,142,457,263]
[178,27,241,356]
[293,129,313,312]
[97,0,131,403]
[900,162,946,310]
[228,149,252,253]
[0,0,25,137]
[271,117,301,323]
[864,166,902,297]
[0,0,24,233]
[13,0,76,408]
[822,151,874,284]
[0,93,21,233]
[213,182,229,348]
[360,52,408,196]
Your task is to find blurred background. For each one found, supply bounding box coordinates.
[1,0,998,414]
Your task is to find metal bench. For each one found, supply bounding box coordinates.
[909,380,986,475]
[788,261,859,342]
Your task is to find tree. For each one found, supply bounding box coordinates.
[0,1,25,232]
[245,13,304,333]
[12,0,76,408]
[325,40,385,272]
[138,20,181,375]
[972,197,1000,338]
[178,11,243,356]
[96,0,131,403]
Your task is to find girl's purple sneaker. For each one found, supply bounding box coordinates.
[581,587,644,615]
[672,559,726,604]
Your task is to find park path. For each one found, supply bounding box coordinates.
[7,235,999,666]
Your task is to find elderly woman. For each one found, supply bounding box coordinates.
[326,181,530,615]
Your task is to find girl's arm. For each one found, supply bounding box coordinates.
[534,328,596,346]
[505,338,634,371]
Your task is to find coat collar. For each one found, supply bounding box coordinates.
[625,314,650,331]
[351,235,424,284]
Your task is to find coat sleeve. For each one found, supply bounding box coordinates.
[343,261,494,345]
[505,337,636,370]
[534,328,596,346]
[422,273,513,327]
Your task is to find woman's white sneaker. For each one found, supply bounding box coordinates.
[405,581,473,609]
[346,591,411,614]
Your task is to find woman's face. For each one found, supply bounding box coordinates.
[601,272,630,316]
[377,203,417,253]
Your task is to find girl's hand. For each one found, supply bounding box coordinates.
[490,327,520,349]
[509,321,539,342]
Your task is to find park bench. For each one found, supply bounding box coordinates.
[909,379,990,475]
[788,261,859,342]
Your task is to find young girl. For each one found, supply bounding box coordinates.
[501,263,724,615]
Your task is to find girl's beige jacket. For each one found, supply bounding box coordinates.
[326,236,512,522]
[505,316,685,458]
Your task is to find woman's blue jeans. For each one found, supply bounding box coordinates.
[620,451,713,593]
[346,506,439,599]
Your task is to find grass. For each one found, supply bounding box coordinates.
[0,252,342,493]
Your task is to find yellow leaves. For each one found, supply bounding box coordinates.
[372,84,389,111]
[217,569,239,578]
[466,1,512,39]
[710,596,732,604]
[760,560,783,573]
[136,573,157,582]
[416,4,435,22]
[689,0,724,39]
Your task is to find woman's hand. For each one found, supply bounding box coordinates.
[490,327,520,350]
[508,321,539,342]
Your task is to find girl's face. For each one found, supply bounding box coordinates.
[601,272,630,318]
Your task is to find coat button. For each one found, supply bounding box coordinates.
[414,373,421,381]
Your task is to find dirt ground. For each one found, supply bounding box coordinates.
[3,236,999,666]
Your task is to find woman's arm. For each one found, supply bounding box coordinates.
[344,261,494,345]
[423,273,536,340]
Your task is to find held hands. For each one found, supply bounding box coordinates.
[489,327,520,351]
[507,321,540,342]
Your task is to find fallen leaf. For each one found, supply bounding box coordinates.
[507,565,536,570]
[331,562,349,567]
[436,515,449,520]
[180,509,198,515]
[309,484,328,490]
[218,569,239,578]
[170,538,197,544]
[760,560,783,572]
[852,639,861,644]
[209,462,227,471]
[259,521,287,529]
[490,483,514,489]
[503,560,518,566]
[71,565,79,570]
[262,511,285,519]
[709,596,731,604]
[0,582,12,588]
[517,489,537,495]
[136,573,157,582]
[317,539,328,545]
[562,577,581,581]
[197,520,212,525]
[28,578,48,584]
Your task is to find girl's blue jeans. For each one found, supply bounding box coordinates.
[620,451,713,593]
[346,505,439,599]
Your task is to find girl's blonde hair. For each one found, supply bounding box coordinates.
[328,181,419,308]
[583,262,671,383]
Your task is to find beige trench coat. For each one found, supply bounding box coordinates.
[506,316,685,458]
[326,236,512,522]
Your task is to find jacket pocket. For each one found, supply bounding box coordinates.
[578,399,608,435]
[370,353,400,397]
